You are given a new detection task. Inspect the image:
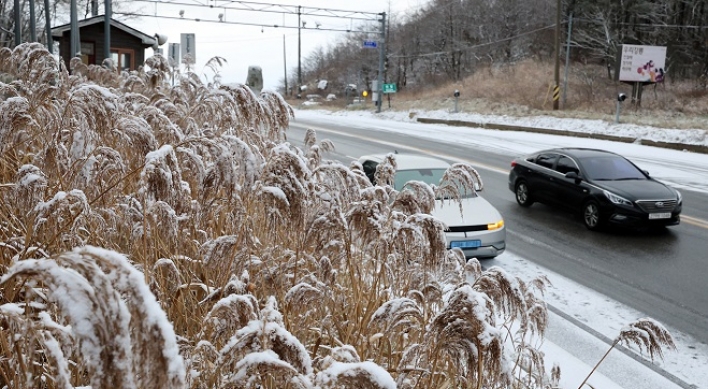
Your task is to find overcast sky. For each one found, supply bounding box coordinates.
[118,0,427,90]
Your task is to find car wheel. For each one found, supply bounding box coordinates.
[515,181,534,207]
[583,201,603,230]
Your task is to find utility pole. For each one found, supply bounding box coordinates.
[562,9,574,107]
[553,0,561,110]
[13,0,21,46]
[105,0,112,65]
[70,0,80,59]
[29,0,37,42]
[297,5,302,96]
[283,34,288,96]
[376,12,386,113]
[44,0,53,53]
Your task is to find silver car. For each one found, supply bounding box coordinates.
[358,153,506,259]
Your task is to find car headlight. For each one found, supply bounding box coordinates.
[487,220,504,230]
[676,189,682,204]
[603,190,633,206]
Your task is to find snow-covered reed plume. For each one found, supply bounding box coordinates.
[577,317,676,389]
[0,246,185,389]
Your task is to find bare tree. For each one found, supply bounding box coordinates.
[295,0,708,91]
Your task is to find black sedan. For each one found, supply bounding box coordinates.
[508,148,682,230]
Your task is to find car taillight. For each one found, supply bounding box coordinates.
[510,161,517,168]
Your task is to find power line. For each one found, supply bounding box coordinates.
[572,18,708,29]
[113,11,380,33]
[130,0,381,22]
[388,24,555,60]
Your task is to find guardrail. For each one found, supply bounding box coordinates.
[416,117,708,155]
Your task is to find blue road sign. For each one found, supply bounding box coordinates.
[363,40,378,48]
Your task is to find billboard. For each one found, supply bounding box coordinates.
[617,44,666,83]
[180,33,196,64]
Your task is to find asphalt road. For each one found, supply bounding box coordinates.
[287,116,708,346]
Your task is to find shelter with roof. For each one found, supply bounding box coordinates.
[52,15,157,72]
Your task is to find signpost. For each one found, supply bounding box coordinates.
[363,40,378,48]
[168,43,180,66]
[617,45,666,83]
[616,44,666,106]
[382,83,397,94]
[180,33,196,64]
[382,83,396,108]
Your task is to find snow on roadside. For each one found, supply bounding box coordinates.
[299,108,708,147]
[499,251,708,389]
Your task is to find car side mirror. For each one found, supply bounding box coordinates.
[565,171,581,182]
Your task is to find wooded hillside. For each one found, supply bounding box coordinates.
[297,0,708,94]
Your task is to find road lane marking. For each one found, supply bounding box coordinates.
[291,122,708,230]
[683,215,708,229]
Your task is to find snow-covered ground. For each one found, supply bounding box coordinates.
[294,108,708,389]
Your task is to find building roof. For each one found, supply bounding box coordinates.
[51,15,157,47]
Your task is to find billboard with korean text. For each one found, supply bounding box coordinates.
[618,44,666,83]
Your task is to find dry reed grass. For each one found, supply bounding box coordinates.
[315,59,708,130]
[0,43,675,388]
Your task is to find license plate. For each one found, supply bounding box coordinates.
[649,212,671,220]
[450,240,481,249]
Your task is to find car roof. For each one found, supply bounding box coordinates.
[534,148,622,159]
[359,153,451,170]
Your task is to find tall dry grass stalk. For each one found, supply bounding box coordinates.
[0,43,676,388]
[577,318,676,389]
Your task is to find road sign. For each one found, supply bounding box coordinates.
[168,43,180,66]
[363,40,378,48]
[383,83,397,94]
[180,33,196,64]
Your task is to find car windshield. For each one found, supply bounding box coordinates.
[394,168,446,189]
[580,156,646,180]
[395,168,477,198]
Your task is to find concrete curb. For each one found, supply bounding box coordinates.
[416,117,708,155]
